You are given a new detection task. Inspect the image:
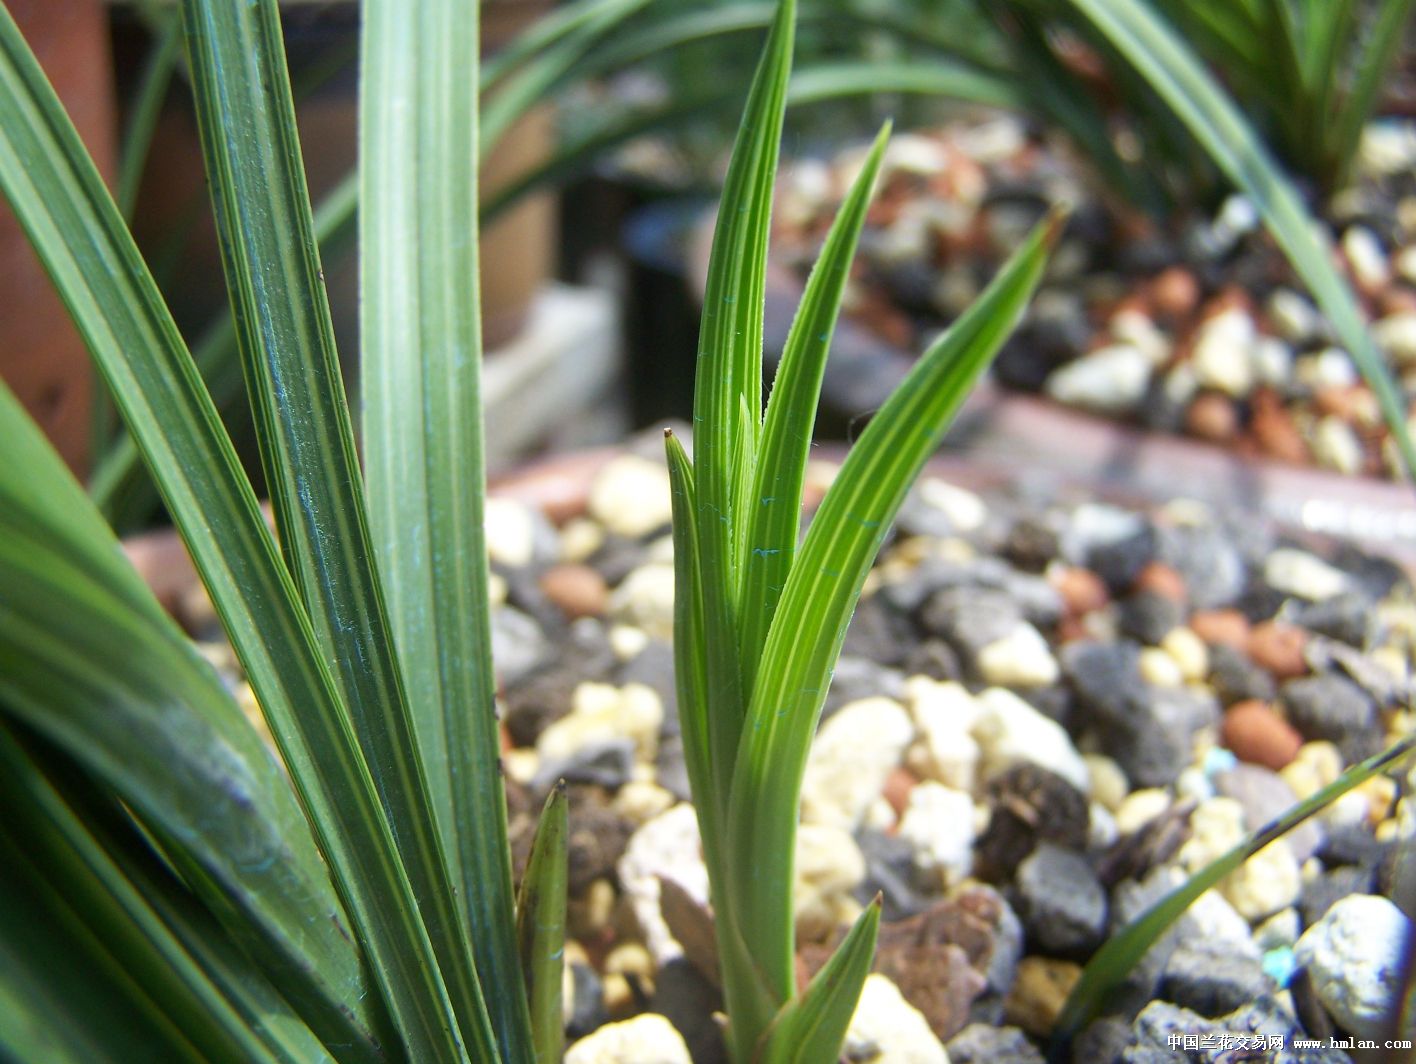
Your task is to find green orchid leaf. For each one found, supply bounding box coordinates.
[754,897,882,1064]
[737,120,890,692]
[1052,732,1416,1049]
[727,213,1059,1010]
[691,0,796,807]
[0,4,468,1056]
[0,727,328,1064]
[0,378,384,1059]
[516,783,570,1064]
[358,1,528,1057]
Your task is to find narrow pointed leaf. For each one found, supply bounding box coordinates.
[0,9,461,1057]
[0,381,383,1060]
[181,2,495,1056]
[0,830,203,1064]
[665,431,719,871]
[0,728,323,1064]
[755,898,882,1064]
[1062,0,1416,482]
[1052,732,1416,1050]
[727,215,1058,1004]
[358,1,525,1058]
[738,121,890,689]
[691,0,796,801]
[516,784,570,1064]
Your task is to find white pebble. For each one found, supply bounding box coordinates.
[802,698,914,831]
[1192,309,1256,397]
[898,781,975,887]
[1296,895,1415,1039]
[484,497,537,567]
[589,455,674,538]
[1312,415,1364,475]
[844,975,949,1064]
[609,563,676,640]
[565,1013,692,1064]
[1375,311,1416,365]
[1044,344,1152,414]
[617,805,709,966]
[974,687,1089,792]
[538,682,663,765]
[1139,647,1184,688]
[977,623,1060,688]
[906,677,983,792]
[1264,548,1351,601]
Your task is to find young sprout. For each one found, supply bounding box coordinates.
[665,1,1058,1057]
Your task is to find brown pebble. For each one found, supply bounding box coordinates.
[1251,389,1311,466]
[1190,609,1250,650]
[882,765,919,821]
[1133,561,1187,603]
[1200,285,1253,320]
[1004,956,1081,1038]
[1222,700,1304,770]
[1248,620,1309,680]
[1052,566,1109,616]
[539,563,609,619]
[1185,391,1239,442]
[1150,265,1200,320]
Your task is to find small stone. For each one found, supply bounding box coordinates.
[1222,700,1303,770]
[1247,621,1309,679]
[588,455,674,538]
[1281,674,1381,763]
[947,1024,1043,1064]
[1052,566,1109,615]
[906,678,983,792]
[1252,389,1312,464]
[802,697,915,830]
[1085,754,1130,812]
[898,781,975,889]
[1377,310,1416,365]
[537,682,663,766]
[976,623,1060,688]
[1342,225,1390,291]
[1192,308,1256,397]
[540,563,609,619]
[795,824,866,940]
[1267,288,1321,344]
[1160,628,1208,683]
[1189,609,1250,650]
[978,764,1090,877]
[843,974,949,1063]
[1208,642,1278,706]
[609,563,675,641]
[1311,416,1365,475]
[618,804,709,966]
[1265,549,1351,601]
[1161,942,1272,1016]
[1302,350,1363,394]
[1117,591,1185,645]
[564,1012,692,1064]
[1115,788,1173,834]
[1004,957,1081,1038]
[1013,844,1107,955]
[1185,391,1239,442]
[484,497,540,567]
[1149,266,1199,320]
[1295,894,1415,1039]
[1138,647,1184,687]
[1213,763,1323,862]
[1044,344,1152,414]
[1250,336,1294,388]
[973,687,1089,792]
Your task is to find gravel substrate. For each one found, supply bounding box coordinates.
[180,446,1416,1062]
[771,116,1416,481]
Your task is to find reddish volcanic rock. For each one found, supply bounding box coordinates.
[1222,699,1304,770]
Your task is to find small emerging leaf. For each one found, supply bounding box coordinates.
[754,896,881,1064]
[517,783,570,1064]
